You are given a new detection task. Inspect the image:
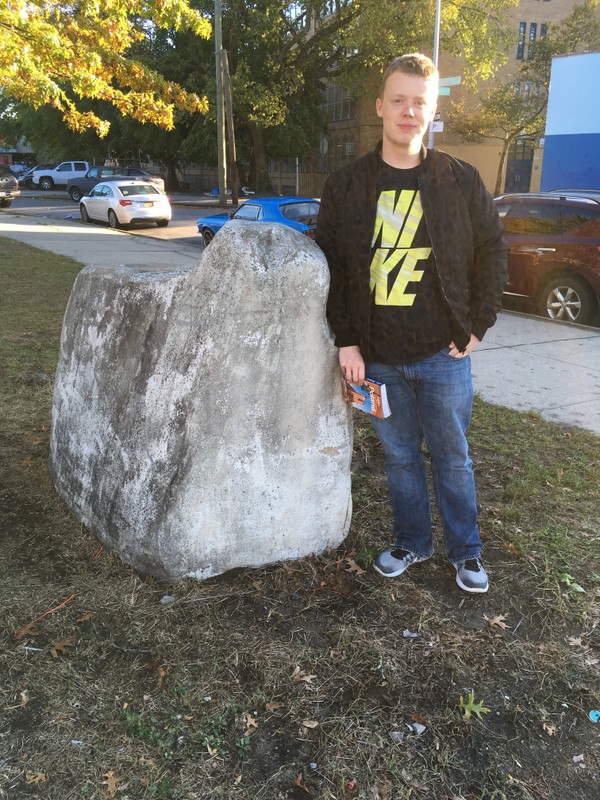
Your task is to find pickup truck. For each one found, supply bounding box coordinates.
[67,166,129,202]
[32,161,90,190]
[67,166,166,201]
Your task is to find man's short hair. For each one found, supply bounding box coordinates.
[379,53,438,97]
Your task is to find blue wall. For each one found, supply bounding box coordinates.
[541,133,600,190]
[540,53,600,191]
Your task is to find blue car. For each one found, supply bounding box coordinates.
[196,196,320,246]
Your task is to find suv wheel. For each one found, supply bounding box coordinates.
[40,177,54,190]
[0,199,11,208]
[538,275,597,325]
[69,187,82,202]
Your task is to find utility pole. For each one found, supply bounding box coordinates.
[222,50,238,205]
[215,0,227,204]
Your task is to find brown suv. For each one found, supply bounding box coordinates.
[494,192,600,325]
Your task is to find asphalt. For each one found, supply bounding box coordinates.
[2,200,600,437]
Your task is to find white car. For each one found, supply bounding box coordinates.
[79,181,171,229]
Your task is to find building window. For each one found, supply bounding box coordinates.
[517,22,526,60]
[541,23,548,38]
[528,22,537,59]
[321,83,356,122]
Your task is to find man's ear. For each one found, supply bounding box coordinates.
[375,97,383,118]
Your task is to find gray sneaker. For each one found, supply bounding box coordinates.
[454,559,489,593]
[373,548,428,578]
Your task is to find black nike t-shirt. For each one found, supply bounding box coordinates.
[367,161,456,364]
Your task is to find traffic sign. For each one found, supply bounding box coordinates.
[439,76,461,87]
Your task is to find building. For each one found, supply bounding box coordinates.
[539,51,600,189]
[293,0,598,197]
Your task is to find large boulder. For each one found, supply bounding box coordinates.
[50,222,353,580]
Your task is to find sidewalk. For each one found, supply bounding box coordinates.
[2,208,600,437]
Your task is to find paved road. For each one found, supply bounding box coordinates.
[10,194,212,247]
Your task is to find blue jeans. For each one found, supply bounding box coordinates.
[366,350,481,564]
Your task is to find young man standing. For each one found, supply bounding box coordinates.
[316,53,508,593]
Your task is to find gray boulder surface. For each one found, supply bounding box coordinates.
[50,222,353,580]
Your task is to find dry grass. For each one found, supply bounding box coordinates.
[1,237,599,800]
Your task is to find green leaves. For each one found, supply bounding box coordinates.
[0,0,211,135]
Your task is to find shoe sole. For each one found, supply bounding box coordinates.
[373,556,428,579]
[455,575,488,593]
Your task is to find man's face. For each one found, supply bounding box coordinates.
[376,70,438,154]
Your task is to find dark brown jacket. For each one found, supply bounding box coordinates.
[316,143,508,355]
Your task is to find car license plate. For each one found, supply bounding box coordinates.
[143,201,154,207]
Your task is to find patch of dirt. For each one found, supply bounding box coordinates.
[2,409,599,800]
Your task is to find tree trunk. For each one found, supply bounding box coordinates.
[494,137,512,197]
[164,159,180,192]
[248,123,274,193]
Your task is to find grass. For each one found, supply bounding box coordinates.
[1,236,599,799]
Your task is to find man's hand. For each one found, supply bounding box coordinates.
[448,334,480,359]
[339,345,365,383]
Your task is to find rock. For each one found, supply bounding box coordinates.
[50,222,352,580]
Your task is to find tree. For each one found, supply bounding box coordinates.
[209,0,518,190]
[446,0,600,195]
[0,0,211,136]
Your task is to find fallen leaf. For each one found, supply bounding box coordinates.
[483,614,510,630]
[76,613,94,623]
[25,773,46,785]
[22,456,35,466]
[265,702,282,712]
[543,722,557,736]
[499,542,522,557]
[292,666,317,684]
[293,773,311,793]
[234,774,242,784]
[32,437,45,446]
[567,636,584,648]
[242,713,258,736]
[101,771,124,798]
[409,712,427,724]
[143,660,173,687]
[15,622,39,640]
[375,779,393,799]
[344,557,366,575]
[459,689,491,720]
[301,720,319,729]
[49,637,76,658]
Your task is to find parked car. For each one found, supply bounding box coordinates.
[119,167,165,192]
[67,167,165,203]
[548,188,600,201]
[0,164,21,208]
[18,163,57,189]
[196,197,320,246]
[67,166,166,201]
[32,161,90,190]
[79,180,171,229]
[494,192,600,325]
